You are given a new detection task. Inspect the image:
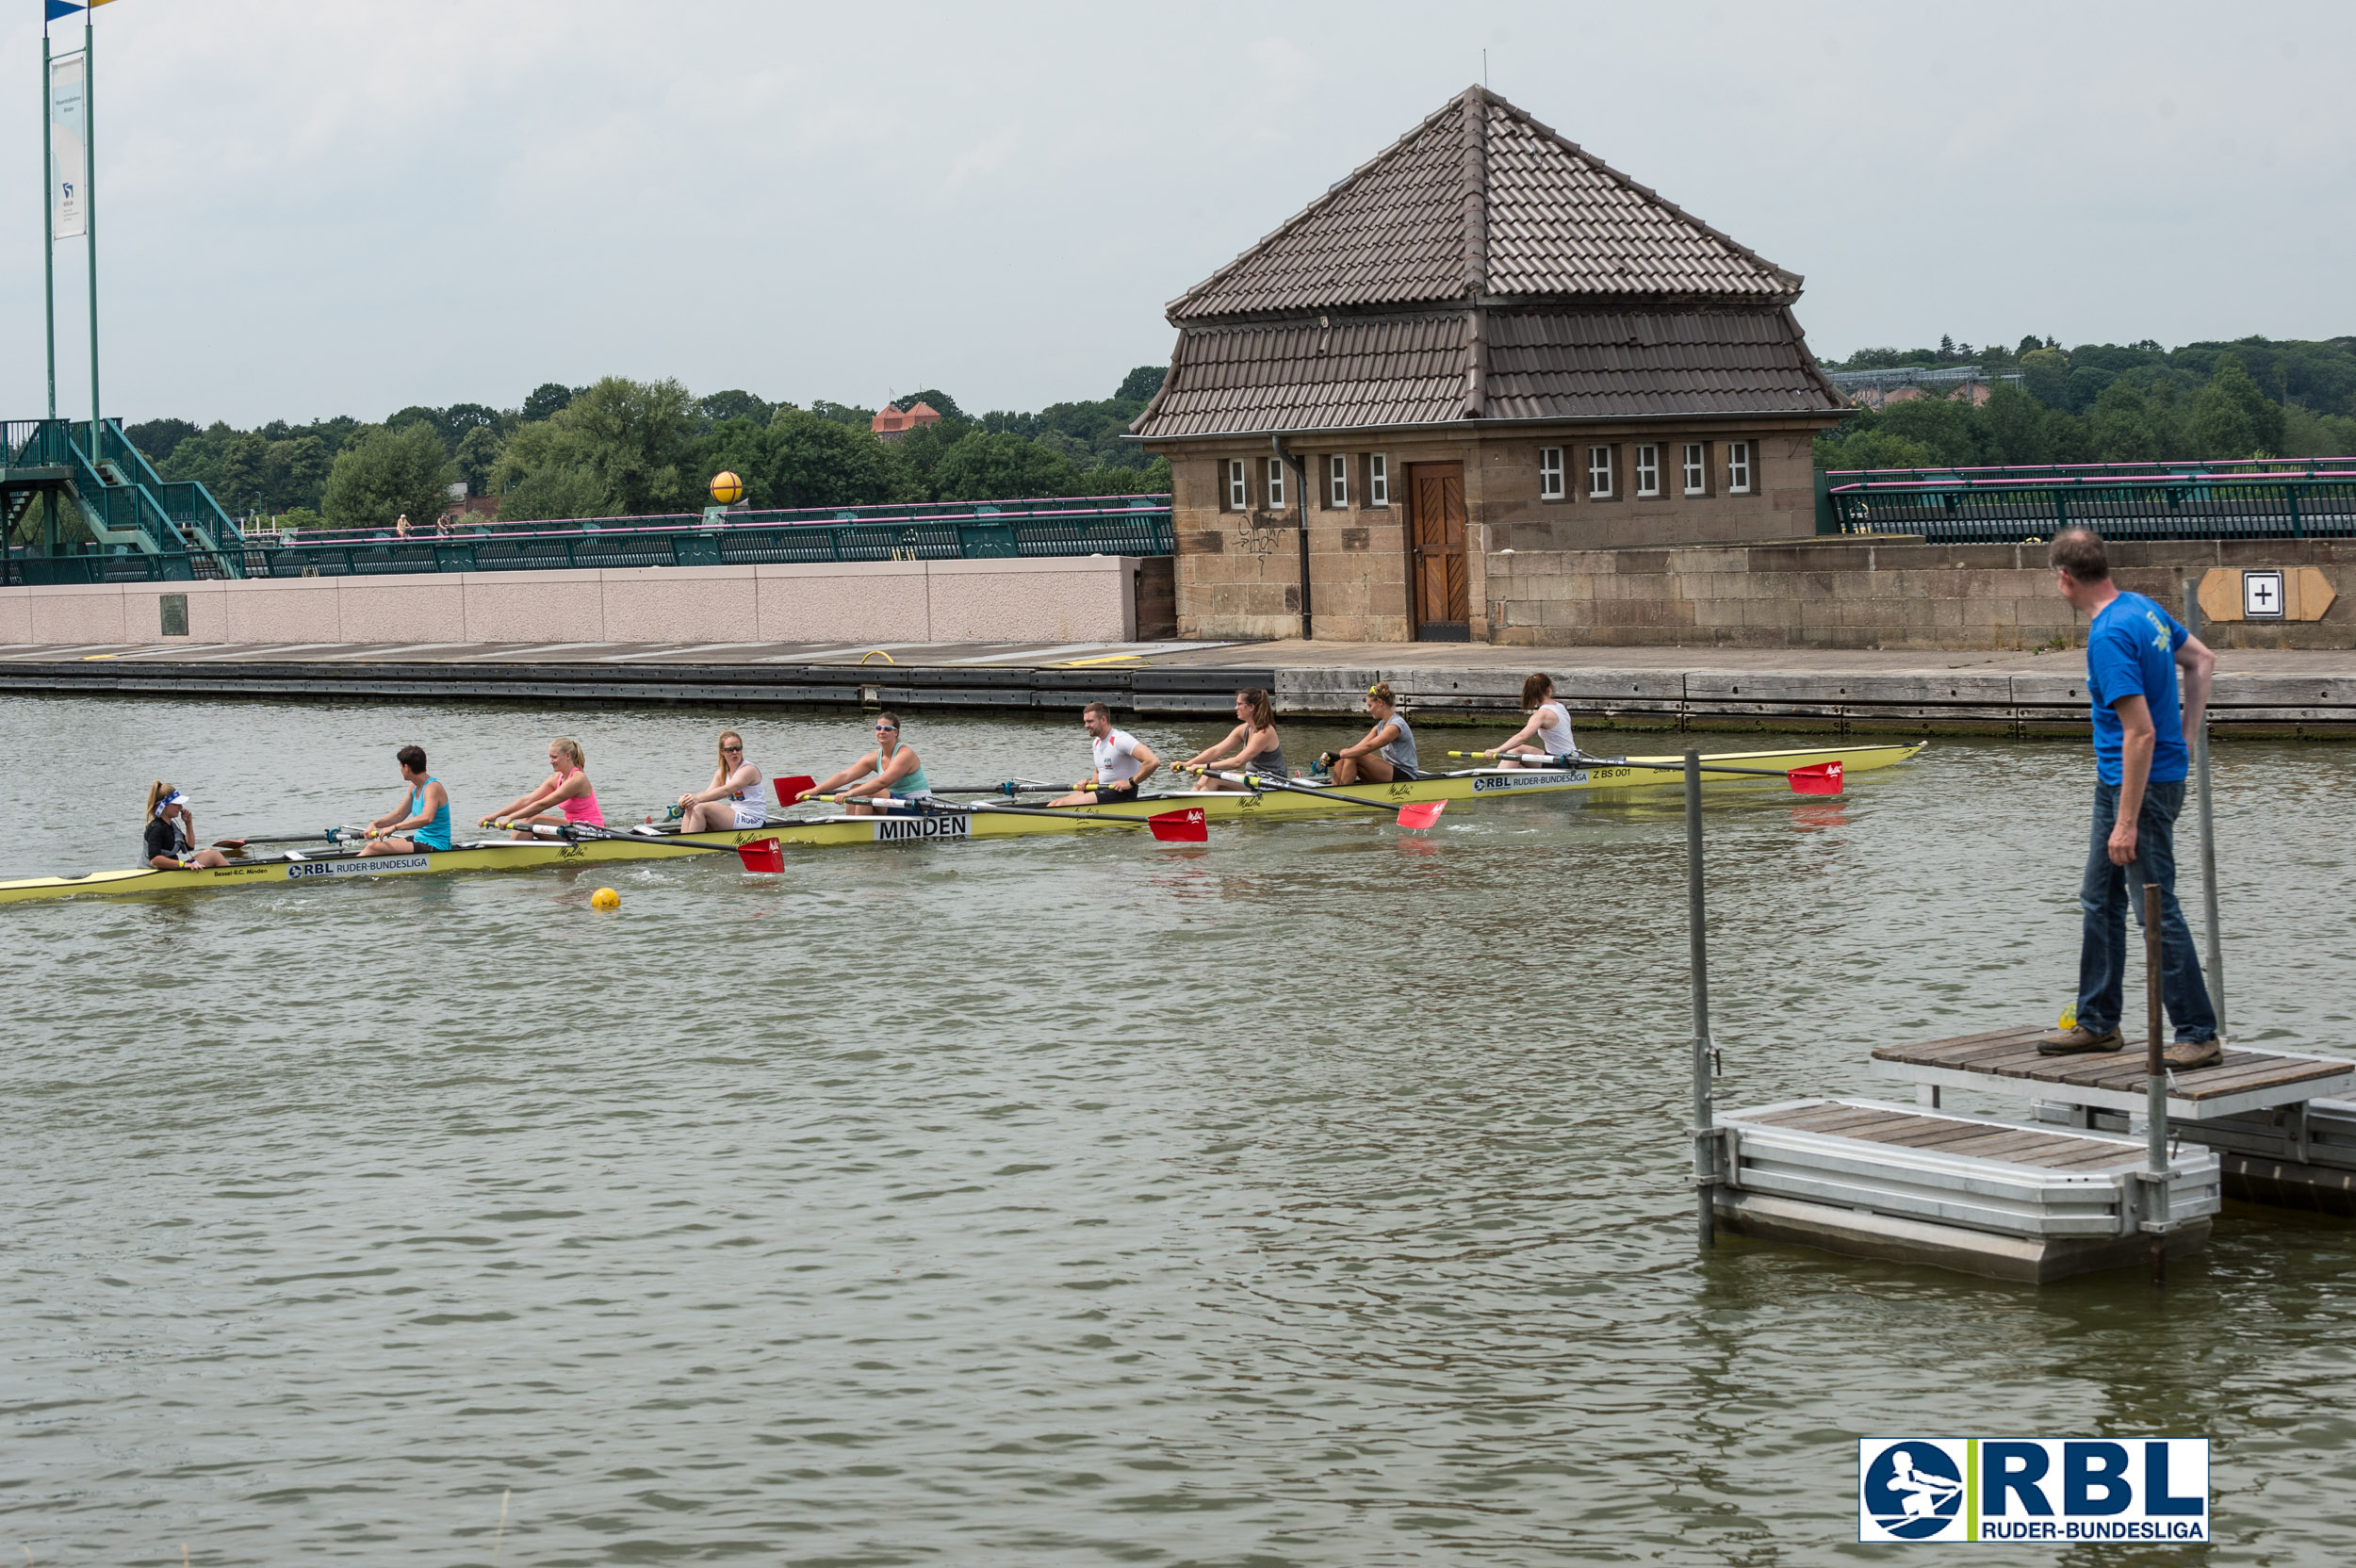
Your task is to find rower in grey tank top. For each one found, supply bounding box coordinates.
[1380,711,1417,776]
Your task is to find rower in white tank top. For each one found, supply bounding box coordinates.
[1488,676,1578,767]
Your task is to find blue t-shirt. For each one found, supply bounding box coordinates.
[2086,591,2188,786]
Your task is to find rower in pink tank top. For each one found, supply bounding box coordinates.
[559,768,604,826]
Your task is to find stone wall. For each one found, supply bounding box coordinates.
[1163,419,1832,643]
[1487,536,2356,650]
[0,555,1148,647]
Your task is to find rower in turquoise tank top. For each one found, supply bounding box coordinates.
[880,738,931,800]
[409,776,453,850]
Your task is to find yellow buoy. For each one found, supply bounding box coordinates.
[709,470,745,506]
[2057,1002,2077,1030]
[591,887,621,911]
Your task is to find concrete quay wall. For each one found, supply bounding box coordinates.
[1488,536,2356,651]
[0,556,1152,648]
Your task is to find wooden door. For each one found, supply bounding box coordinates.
[1408,462,1469,641]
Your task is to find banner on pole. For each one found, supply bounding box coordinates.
[50,50,89,239]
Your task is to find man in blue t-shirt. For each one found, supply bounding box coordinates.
[2037,529,2221,1067]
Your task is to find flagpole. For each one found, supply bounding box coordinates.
[84,15,99,444]
[41,24,57,421]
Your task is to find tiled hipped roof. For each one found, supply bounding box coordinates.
[1132,87,1844,440]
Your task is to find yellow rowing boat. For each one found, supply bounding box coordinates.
[1,743,1921,904]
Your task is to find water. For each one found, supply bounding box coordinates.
[3,694,2351,1565]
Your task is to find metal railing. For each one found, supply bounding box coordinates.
[285,492,1170,546]
[1825,460,2356,545]
[6,511,1176,586]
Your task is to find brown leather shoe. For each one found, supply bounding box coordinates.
[2163,1037,2225,1070]
[2037,1024,2125,1054]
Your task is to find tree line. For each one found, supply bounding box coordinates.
[127,368,1172,532]
[1815,334,2356,470]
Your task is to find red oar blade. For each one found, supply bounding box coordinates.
[771,775,815,808]
[736,838,785,873]
[1396,800,1448,830]
[1148,807,1208,843]
[1788,760,1843,796]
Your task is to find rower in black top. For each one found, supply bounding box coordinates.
[143,782,230,870]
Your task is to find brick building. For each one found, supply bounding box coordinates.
[872,400,943,441]
[1129,86,1849,643]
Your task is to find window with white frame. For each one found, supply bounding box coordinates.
[1681,443,1707,496]
[1266,457,1286,510]
[1538,446,1565,500]
[1226,459,1248,511]
[1329,453,1349,508]
[1726,440,1753,494]
[1587,445,1614,498]
[1368,453,1389,506]
[1634,444,1661,498]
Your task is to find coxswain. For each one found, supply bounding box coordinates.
[802,712,930,816]
[361,745,454,856]
[1051,702,1158,807]
[676,728,767,832]
[1323,682,1418,785]
[485,737,604,838]
[143,782,229,870]
[1478,673,1579,767]
[1180,688,1286,792]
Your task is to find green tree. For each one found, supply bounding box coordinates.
[496,464,609,523]
[321,423,456,531]
[697,389,772,429]
[492,376,697,518]
[927,430,1086,500]
[127,417,199,465]
[454,425,501,497]
[1873,395,1978,466]
[2086,383,2162,463]
[892,388,965,420]
[520,383,580,423]
[2019,347,2071,408]
[1116,365,1168,402]
[1975,384,2050,465]
[761,409,900,507]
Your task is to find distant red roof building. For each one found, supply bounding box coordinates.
[871,400,942,441]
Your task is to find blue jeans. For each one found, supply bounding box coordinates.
[2076,778,2217,1042]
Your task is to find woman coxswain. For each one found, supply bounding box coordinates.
[1179,688,1286,792]
[484,736,604,838]
[360,745,453,856]
[1322,682,1418,785]
[801,711,930,816]
[675,728,766,832]
[143,782,230,870]
[1476,673,1578,768]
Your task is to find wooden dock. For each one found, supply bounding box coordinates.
[1868,1024,2356,1119]
[1712,1098,2218,1283]
[1868,1024,2356,1216]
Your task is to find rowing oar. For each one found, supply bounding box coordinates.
[1444,752,1844,795]
[806,792,1208,842]
[500,820,789,870]
[213,827,368,851]
[917,779,1067,797]
[1180,766,1448,828]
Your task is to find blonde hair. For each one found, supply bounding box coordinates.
[1366,681,1397,709]
[716,728,744,773]
[144,779,170,820]
[551,737,585,771]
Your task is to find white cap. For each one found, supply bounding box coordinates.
[155,788,190,817]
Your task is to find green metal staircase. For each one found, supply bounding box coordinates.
[2,417,246,580]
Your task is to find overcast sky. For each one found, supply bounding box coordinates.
[4,1,2350,428]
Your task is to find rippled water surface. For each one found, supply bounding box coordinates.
[4,694,2352,1565]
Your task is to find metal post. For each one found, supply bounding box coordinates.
[41,29,56,420]
[84,19,99,441]
[2181,580,2226,1035]
[1686,749,1715,1250]
[2143,881,2168,1284]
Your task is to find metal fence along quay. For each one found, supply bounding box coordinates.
[1825,458,2356,545]
[2,416,1174,585]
